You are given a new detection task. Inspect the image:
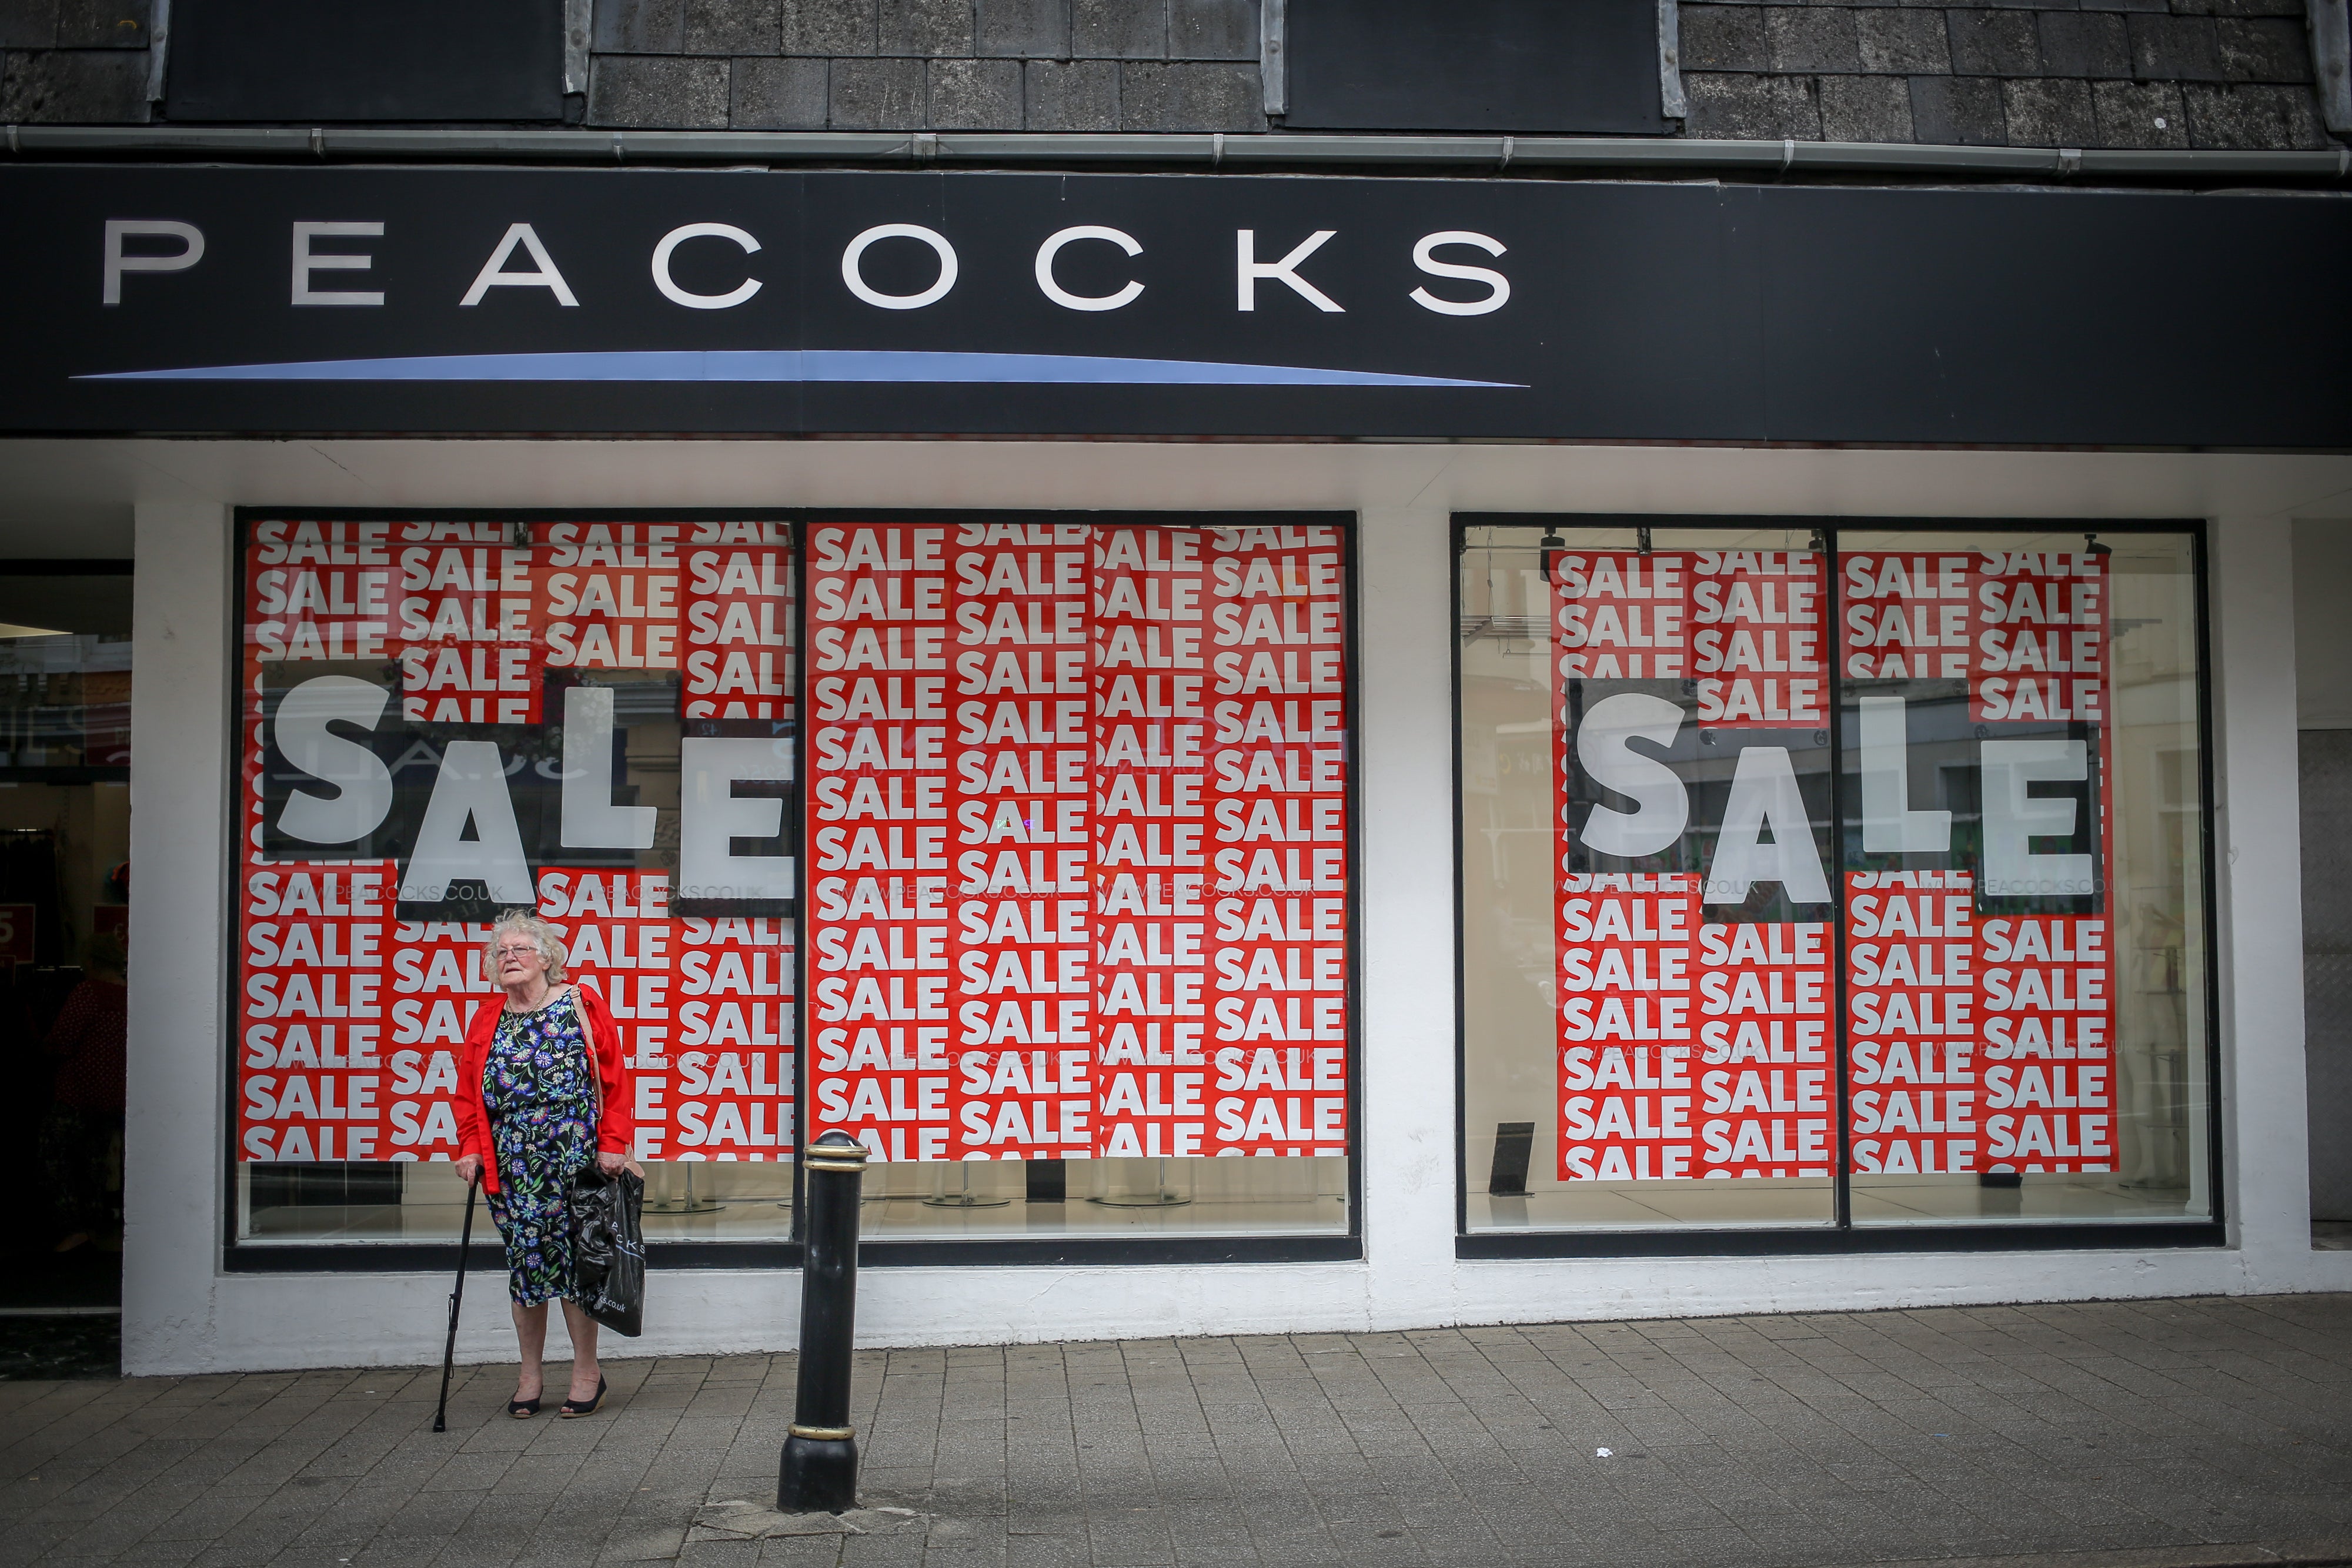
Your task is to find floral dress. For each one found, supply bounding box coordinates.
[482,989,597,1306]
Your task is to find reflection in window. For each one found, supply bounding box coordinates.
[229,516,1356,1251]
[1458,521,2211,1235]
[1838,531,2209,1225]
[802,520,1354,1241]
[2,567,134,1262]
[1462,526,1837,1231]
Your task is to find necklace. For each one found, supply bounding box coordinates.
[503,984,565,1015]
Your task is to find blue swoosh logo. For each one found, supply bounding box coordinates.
[77,349,1521,389]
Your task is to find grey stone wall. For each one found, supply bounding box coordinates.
[1679,0,2329,148]
[0,0,154,124]
[596,0,2330,146]
[0,0,2334,150]
[590,0,1266,131]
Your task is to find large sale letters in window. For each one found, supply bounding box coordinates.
[1549,544,2114,1183]
[237,517,796,1166]
[803,521,1350,1164]
[1841,550,2113,1178]
[1551,550,1833,1182]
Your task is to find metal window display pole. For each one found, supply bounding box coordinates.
[643,1162,725,1214]
[1091,1156,1193,1207]
[922,1161,1010,1207]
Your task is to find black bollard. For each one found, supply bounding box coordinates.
[779,1131,869,1513]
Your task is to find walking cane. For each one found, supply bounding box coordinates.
[433,1174,481,1434]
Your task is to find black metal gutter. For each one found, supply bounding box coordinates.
[4,123,2348,182]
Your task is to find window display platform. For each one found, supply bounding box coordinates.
[236,1156,1351,1245]
[1468,1174,2204,1232]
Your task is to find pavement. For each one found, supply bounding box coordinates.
[4,1293,2351,1568]
[0,1317,120,1382]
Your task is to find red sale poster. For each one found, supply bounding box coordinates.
[239,519,402,1164]
[1838,550,1973,684]
[392,527,542,725]
[1847,870,1978,1176]
[1551,547,1833,1181]
[1690,546,1834,1179]
[946,524,1094,1161]
[248,517,397,666]
[802,520,1353,1166]
[674,913,797,1160]
[804,523,954,1164]
[1980,914,2114,1172]
[1094,526,1209,1160]
[681,523,793,722]
[1201,526,1348,1157]
[538,870,677,1158]
[1695,912,1832,1177]
[1688,548,1826,729]
[1839,548,2113,1176]
[240,861,395,1164]
[1556,874,1698,1181]
[542,523,681,676]
[1552,549,1683,684]
[238,515,1349,1176]
[380,910,487,1164]
[236,517,805,1173]
[1969,550,2106,728]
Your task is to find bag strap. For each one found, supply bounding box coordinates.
[571,985,605,1134]
[570,988,644,1185]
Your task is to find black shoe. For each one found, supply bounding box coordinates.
[560,1376,607,1419]
[507,1393,542,1419]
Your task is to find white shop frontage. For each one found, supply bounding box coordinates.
[0,162,2344,1372]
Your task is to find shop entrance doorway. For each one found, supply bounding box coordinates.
[2302,731,2352,1248]
[2296,521,2352,1251]
[0,562,131,1366]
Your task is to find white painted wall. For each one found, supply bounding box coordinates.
[123,502,233,1375]
[2210,520,2313,1278]
[1355,507,1460,1317]
[92,442,2352,1375]
[2294,520,2352,731]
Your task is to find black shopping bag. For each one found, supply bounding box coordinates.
[567,1165,645,1337]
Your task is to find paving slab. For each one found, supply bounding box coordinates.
[4,1295,2351,1566]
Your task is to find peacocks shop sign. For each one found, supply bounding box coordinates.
[1,166,2346,447]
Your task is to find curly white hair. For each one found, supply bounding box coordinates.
[482,908,567,984]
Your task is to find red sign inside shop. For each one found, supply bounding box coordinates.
[235,516,799,1166]
[0,902,38,967]
[803,520,1352,1165]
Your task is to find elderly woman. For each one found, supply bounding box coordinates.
[452,910,631,1419]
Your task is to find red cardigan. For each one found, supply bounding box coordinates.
[453,983,630,1195]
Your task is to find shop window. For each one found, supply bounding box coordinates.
[1455,520,2214,1248]
[229,514,1354,1262]
[801,520,1352,1243]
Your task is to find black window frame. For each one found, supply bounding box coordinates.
[219,507,1364,1276]
[1449,514,2226,1259]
